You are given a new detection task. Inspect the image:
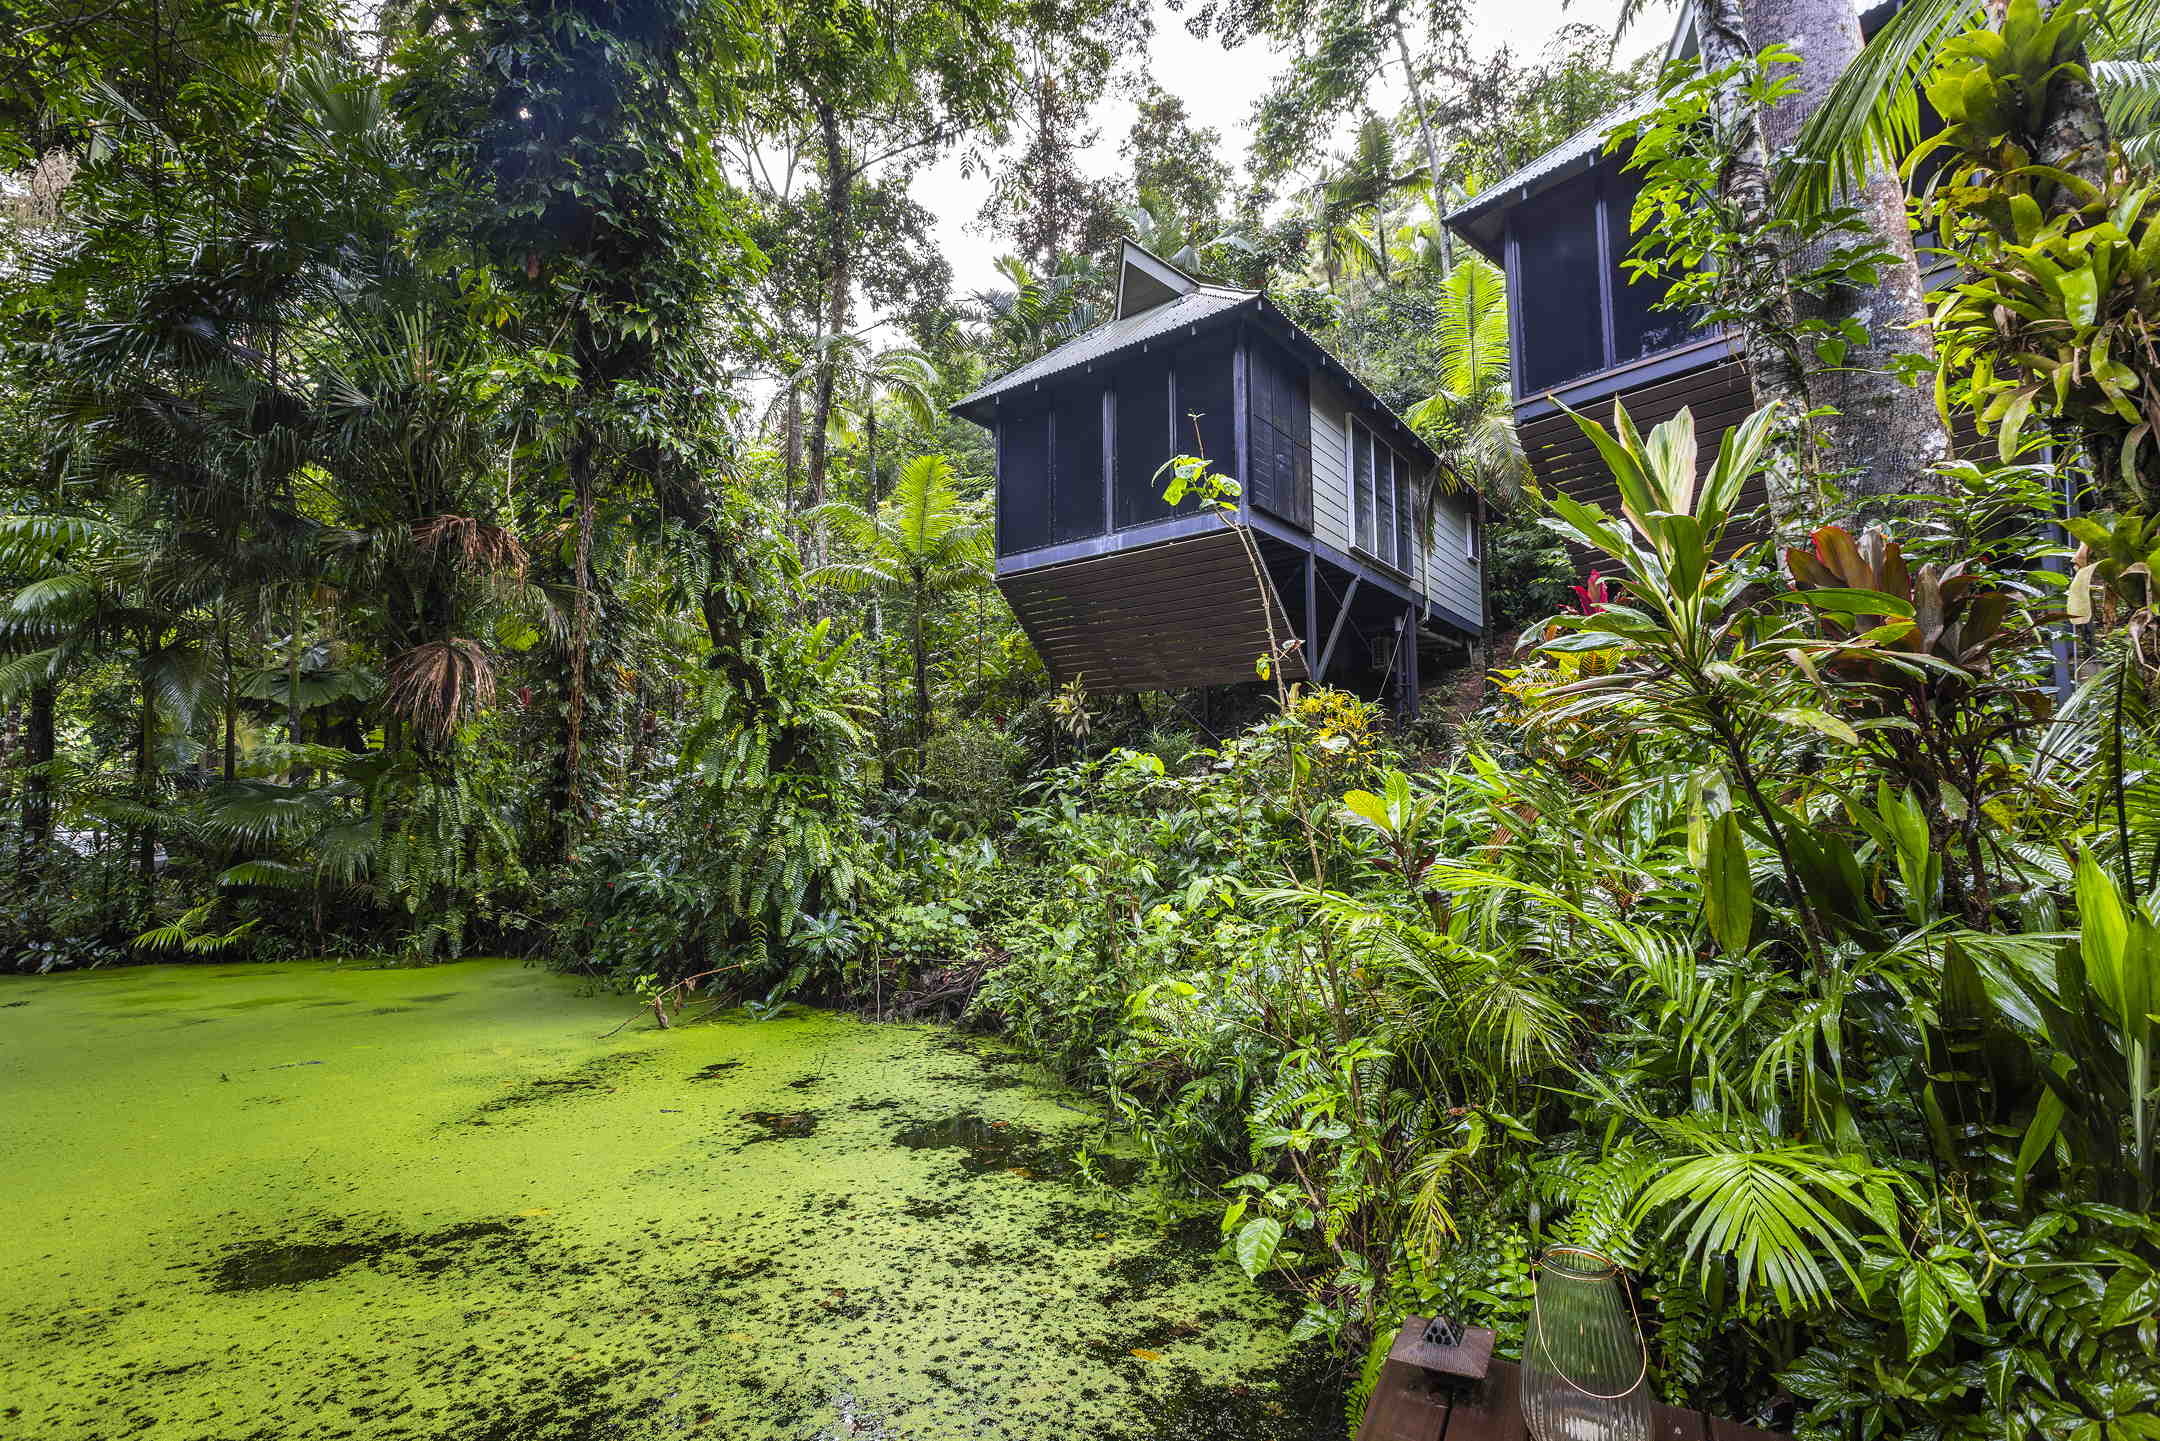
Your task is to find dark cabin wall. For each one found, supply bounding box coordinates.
[996,407,1055,555]
[1114,355,1176,531]
[1174,336,1237,480]
[1246,337,1313,530]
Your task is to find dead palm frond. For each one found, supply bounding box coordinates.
[385,637,496,745]
[412,514,529,576]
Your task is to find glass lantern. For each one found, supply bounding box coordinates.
[1522,1246,1651,1441]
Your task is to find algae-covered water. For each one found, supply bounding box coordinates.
[0,959,1340,1441]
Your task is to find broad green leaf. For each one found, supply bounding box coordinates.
[1772,708,1862,746]
[1703,810,1753,954]
[1899,1264,1951,1358]
[1233,1216,1284,1279]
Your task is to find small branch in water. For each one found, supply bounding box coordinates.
[596,965,747,1040]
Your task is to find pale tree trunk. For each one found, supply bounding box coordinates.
[220,612,237,784]
[286,586,304,783]
[909,584,931,747]
[806,101,852,536]
[562,437,596,860]
[784,387,802,512]
[865,392,880,507]
[1394,23,1455,274]
[2032,0,2119,494]
[136,631,159,898]
[1693,0,1816,532]
[1744,0,1949,519]
[2036,0,2111,213]
[21,680,54,874]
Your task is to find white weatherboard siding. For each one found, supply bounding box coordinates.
[1309,379,1354,555]
[1310,377,1483,627]
[1422,493,1484,626]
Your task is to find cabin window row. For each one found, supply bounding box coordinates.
[1507,163,1703,395]
[995,340,1234,556]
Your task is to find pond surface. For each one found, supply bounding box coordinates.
[0,959,1341,1441]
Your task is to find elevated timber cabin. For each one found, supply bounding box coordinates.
[1441,1,1916,535]
[951,242,1483,710]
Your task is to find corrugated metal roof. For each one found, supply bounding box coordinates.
[952,284,1257,411]
[1442,91,1655,256]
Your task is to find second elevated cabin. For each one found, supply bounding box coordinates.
[951,242,1484,709]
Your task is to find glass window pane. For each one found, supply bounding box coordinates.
[1395,452,1416,573]
[1353,424,1375,553]
[1375,440,1397,565]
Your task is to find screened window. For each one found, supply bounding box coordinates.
[1375,444,1397,565]
[1175,340,1235,478]
[1114,356,1176,530]
[1353,424,1375,553]
[1050,385,1106,543]
[1604,169,1700,364]
[997,408,1053,555]
[1512,171,1605,393]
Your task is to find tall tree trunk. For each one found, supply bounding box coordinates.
[1694,0,1816,531]
[286,585,304,783]
[784,387,802,514]
[1744,0,1949,518]
[136,632,159,896]
[23,680,54,864]
[2032,1,2117,492]
[807,101,853,531]
[871,597,891,761]
[562,436,596,860]
[220,612,237,785]
[865,391,880,507]
[626,670,649,785]
[2036,0,2111,214]
[910,586,931,747]
[1395,23,1455,274]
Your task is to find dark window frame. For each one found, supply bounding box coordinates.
[1504,153,1703,398]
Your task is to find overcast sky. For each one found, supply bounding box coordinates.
[913,0,1676,299]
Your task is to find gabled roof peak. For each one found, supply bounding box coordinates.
[1115,239,1201,318]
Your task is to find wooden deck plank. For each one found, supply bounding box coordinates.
[1000,526,1306,690]
[1354,1360,1452,1441]
[1442,1358,1526,1441]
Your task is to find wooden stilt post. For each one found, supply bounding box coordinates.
[1401,603,1420,720]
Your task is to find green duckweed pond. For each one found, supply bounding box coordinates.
[0,959,1341,1441]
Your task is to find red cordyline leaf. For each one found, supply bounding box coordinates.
[1571,570,1612,615]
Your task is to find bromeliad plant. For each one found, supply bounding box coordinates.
[1915,0,2160,504]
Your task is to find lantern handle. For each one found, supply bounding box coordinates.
[1529,1248,1649,1402]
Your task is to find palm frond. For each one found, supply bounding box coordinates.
[1631,1120,1890,1312]
[1778,0,1985,218]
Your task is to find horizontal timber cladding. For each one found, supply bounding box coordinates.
[1308,380,1355,554]
[1517,352,1769,571]
[997,526,1307,692]
[1421,493,1484,627]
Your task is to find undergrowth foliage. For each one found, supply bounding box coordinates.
[949,400,2160,1440]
